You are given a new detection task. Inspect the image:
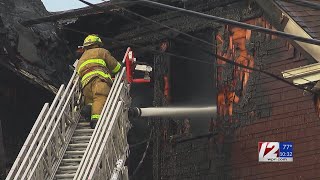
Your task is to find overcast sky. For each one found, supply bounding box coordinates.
[42,0,106,12]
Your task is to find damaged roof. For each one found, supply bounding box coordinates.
[5,0,320,93]
[61,0,261,51]
[275,0,320,39]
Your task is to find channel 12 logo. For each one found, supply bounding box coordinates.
[258,142,293,162]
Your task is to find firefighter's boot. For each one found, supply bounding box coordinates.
[80,104,91,122]
[90,119,98,129]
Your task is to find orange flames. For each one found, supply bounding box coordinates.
[216,18,272,119]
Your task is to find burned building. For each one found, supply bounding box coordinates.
[0,0,74,178]
[1,0,320,179]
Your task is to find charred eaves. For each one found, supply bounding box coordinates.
[55,0,261,57]
[0,0,74,93]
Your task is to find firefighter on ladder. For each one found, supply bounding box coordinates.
[76,34,121,129]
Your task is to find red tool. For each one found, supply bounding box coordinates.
[125,47,152,84]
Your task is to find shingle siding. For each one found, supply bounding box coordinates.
[276,0,320,39]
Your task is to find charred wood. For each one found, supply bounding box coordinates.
[0,0,74,93]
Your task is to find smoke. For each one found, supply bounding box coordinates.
[169,35,217,135]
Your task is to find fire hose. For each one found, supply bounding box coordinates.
[128,106,217,118]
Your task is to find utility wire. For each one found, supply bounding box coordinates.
[63,26,316,94]
[109,2,319,91]
[76,0,317,93]
[134,0,320,46]
[130,139,149,148]
[78,0,215,50]
[111,4,213,47]
[216,55,314,93]
[18,0,319,93]
[21,0,320,46]
[63,26,213,65]
[89,0,318,87]
[22,0,315,91]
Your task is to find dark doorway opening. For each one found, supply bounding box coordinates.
[170,33,216,135]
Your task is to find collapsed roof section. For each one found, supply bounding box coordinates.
[0,0,74,93]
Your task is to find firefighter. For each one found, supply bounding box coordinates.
[76,34,121,129]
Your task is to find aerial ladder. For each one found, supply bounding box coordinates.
[5,47,151,180]
[5,46,217,180]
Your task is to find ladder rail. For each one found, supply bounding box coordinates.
[74,47,131,179]
[7,47,133,180]
[90,101,123,180]
[6,84,65,180]
[21,72,74,179]
[18,71,79,180]
[5,103,49,179]
[26,74,81,180]
[18,84,66,180]
[74,79,125,179]
[82,83,125,179]
[88,79,131,179]
[89,100,130,180]
[48,75,83,179]
[109,153,129,180]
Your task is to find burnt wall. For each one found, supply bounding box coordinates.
[228,40,319,179]
[151,1,263,179]
[152,15,320,180]
[151,35,217,180]
[214,15,320,178]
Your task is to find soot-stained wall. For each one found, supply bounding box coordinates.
[152,16,320,180]
[226,37,320,179]
[151,33,216,179]
[150,1,263,179]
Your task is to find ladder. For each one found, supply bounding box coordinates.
[54,122,94,179]
[5,48,133,180]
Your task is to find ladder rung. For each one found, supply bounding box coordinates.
[71,136,91,142]
[58,166,79,171]
[68,143,88,148]
[55,173,75,179]
[74,129,94,133]
[67,147,87,151]
[65,150,85,155]
[62,158,82,162]
[77,122,90,126]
